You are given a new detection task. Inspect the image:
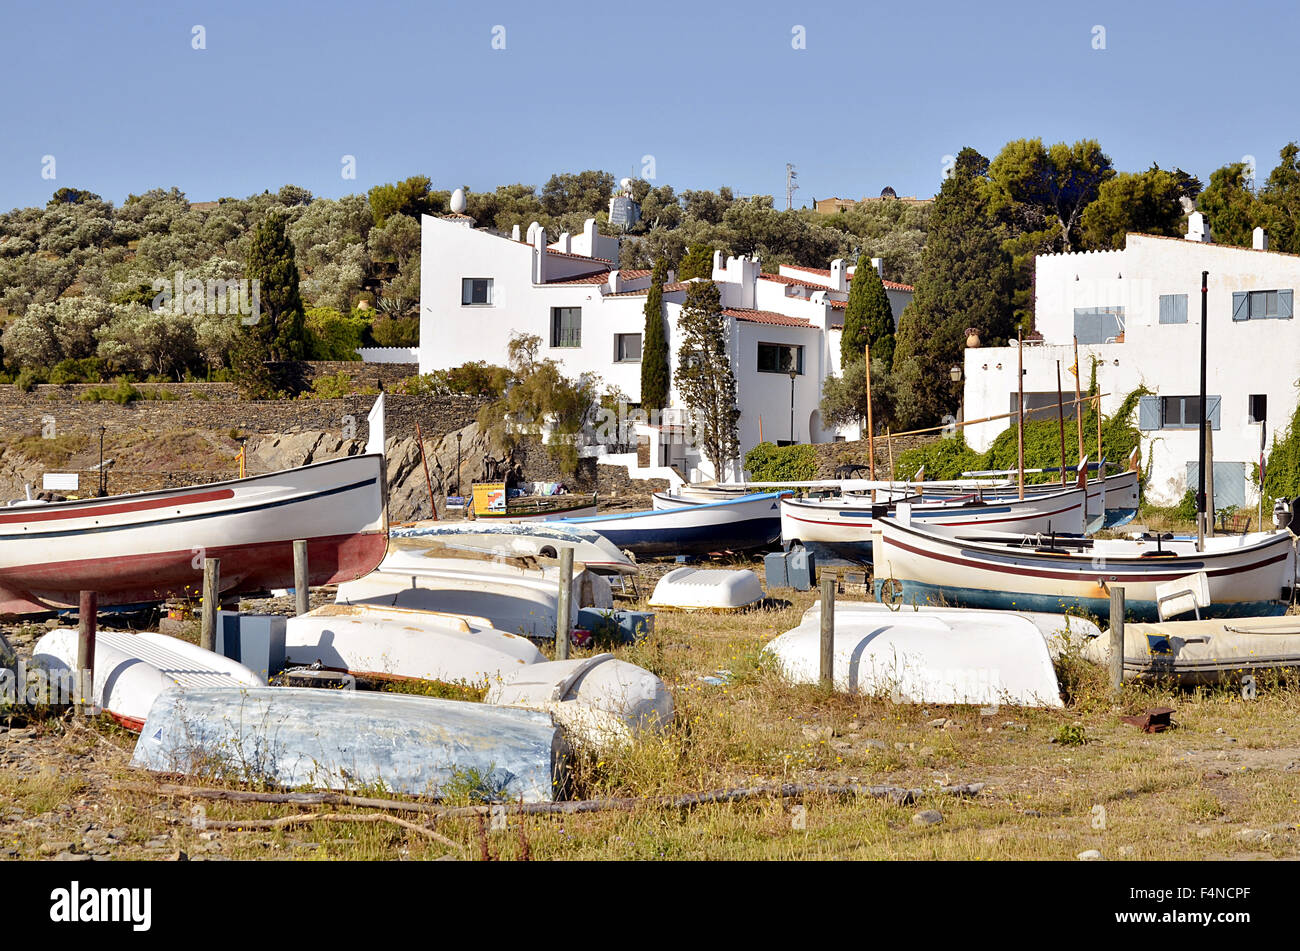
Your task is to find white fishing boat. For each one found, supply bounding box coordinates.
[563,491,788,557]
[918,468,1140,529]
[486,654,673,750]
[130,686,567,802]
[0,453,388,617]
[780,486,1088,567]
[32,629,265,730]
[1084,616,1300,684]
[335,549,609,638]
[871,515,1297,621]
[764,601,1064,707]
[389,520,637,575]
[284,603,545,684]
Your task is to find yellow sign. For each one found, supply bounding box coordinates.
[472,482,507,516]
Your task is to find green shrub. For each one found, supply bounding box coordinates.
[14,368,43,392]
[78,379,175,403]
[743,442,818,482]
[370,315,419,347]
[47,357,105,385]
[307,371,355,399]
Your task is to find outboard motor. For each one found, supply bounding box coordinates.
[1274,497,1294,533]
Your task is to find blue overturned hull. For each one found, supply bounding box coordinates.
[564,492,786,557]
[131,686,566,802]
[873,580,1287,623]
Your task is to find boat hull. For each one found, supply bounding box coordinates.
[564,492,787,556]
[872,519,1296,622]
[0,454,388,615]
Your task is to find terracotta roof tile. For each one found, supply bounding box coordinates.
[544,269,612,285]
[760,272,834,291]
[722,308,815,328]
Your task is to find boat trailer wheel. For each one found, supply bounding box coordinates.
[879,577,904,608]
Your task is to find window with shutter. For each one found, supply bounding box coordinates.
[1232,291,1249,321]
[1159,294,1188,324]
[1138,395,1160,431]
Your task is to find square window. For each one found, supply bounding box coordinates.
[551,307,581,347]
[615,333,642,362]
[1249,394,1267,424]
[461,278,493,305]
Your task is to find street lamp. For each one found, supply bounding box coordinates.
[788,369,798,444]
[949,366,962,383]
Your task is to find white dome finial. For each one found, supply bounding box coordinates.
[450,187,467,214]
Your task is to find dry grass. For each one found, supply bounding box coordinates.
[9,568,1300,861]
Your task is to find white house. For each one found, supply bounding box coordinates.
[419,209,912,480]
[962,216,1300,509]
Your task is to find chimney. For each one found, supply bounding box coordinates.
[829,259,847,291]
[608,269,621,294]
[712,249,725,278]
[583,217,598,254]
[511,224,521,241]
[1185,211,1212,243]
[870,257,883,277]
[1254,226,1269,251]
[532,223,547,284]
[556,232,571,253]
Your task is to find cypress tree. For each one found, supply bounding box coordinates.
[675,280,739,476]
[245,211,307,363]
[640,257,670,411]
[840,255,896,373]
[892,147,1013,429]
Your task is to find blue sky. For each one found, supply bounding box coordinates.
[1,0,1295,210]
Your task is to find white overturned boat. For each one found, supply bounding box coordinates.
[32,629,265,730]
[1084,616,1300,684]
[284,603,544,684]
[563,492,788,557]
[798,600,1102,659]
[781,486,1087,567]
[486,654,673,750]
[648,567,765,611]
[130,686,566,802]
[389,520,637,575]
[872,515,1297,621]
[764,600,1063,707]
[0,453,388,616]
[336,549,611,639]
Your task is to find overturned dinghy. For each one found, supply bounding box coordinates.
[284,604,544,684]
[131,686,566,802]
[337,550,610,639]
[648,567,765,612]
[486,654,673,750]
[32,629,265,731]
[798,601,1102,660]
[764,601,1063,707]
[1084,616,1300,685]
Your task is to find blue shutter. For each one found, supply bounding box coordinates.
[1281,289,1294,319]
[1232,291,1249,321]
[1138,395,1160,431]
[1207,395,1221,430]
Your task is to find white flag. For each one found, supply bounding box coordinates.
[366,392,385,457]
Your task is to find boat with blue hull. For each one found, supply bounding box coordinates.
[871,516,1297,622]
[562,492,788,557]
[914,468,1140,529]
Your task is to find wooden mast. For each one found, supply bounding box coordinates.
[1055,361,1068,488]
[1017,330,1025,499]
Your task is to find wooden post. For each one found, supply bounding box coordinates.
[293,540,309,616]
[415,422,438,521]
[555,547,573,660]
[1203,437,1214,534]
[819,574,835,689]
[1017,330,1025,499]
[758,416,763,443]
[1055,361,1068,487]
[1072,337,1085,469]
[75,590,97,716]
[886,428,894,480]
[1096,393,1103,466]
[864,344,875,480]
[1109,586,1125,700]
[201,557,220,653]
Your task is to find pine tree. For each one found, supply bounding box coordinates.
[245,211,307,364]
[892,147,1013,429]
[640,257,670,411]
[675,280,739,476]
[840,255,896,373]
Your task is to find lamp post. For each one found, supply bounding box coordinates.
[455,431,462,496]
[949,366,962,384]
[788,369,798,445]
